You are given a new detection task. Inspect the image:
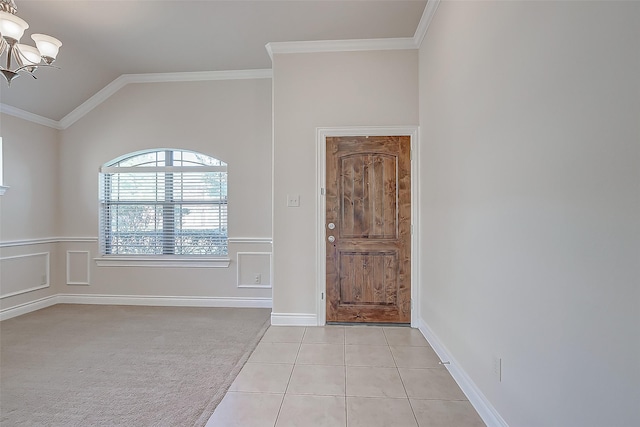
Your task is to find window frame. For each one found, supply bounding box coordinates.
[95,148,230,268]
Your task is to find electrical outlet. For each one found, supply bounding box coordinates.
[287,194,300,207]
[493,356,502,382]
[254,274,261,284]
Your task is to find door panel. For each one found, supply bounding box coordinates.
[339,251,397,305]
[326,136,411,323]
[339,154,397,238]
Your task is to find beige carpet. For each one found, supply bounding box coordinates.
[0,304,270,427]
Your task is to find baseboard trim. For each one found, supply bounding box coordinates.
[0,294,58,321]
[270,312,318,326]
[417,318,509,427]
[1,294,272,321]
[58,294,273,308]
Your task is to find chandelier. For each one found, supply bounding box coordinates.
[0,0,61,85]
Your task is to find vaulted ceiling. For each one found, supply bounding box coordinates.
[0,0,427,122]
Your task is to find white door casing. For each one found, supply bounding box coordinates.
[316,126,419,326]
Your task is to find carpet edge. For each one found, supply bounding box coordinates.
[192,314,272,427]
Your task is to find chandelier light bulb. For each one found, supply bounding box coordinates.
[0,10,28,42]
[15,43,39,65]
[31,33,61,62]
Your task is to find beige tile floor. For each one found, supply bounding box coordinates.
[206,325,486,427]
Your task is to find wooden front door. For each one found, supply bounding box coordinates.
[325,136,411,323]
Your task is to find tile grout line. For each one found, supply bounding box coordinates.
[344,327,348,427]
[270,326,305,427]
[404,383,421,427]
[387,327,421,427]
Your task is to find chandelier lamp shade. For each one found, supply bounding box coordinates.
[0,0,62,85]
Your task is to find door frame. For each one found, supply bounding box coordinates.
[316,126,420,327]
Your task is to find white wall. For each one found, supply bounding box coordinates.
[271,50,419,320]
[0,114,60,241]
[419,1,640,426]
[1,77,274,309]
[61,79,272,240]
[0,114,62,311]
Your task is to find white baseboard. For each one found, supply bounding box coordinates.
[1,294,272,321]
[0,295,58,321]
[418,318,509,427]
[271,312,318,326]
[58,294,273,308]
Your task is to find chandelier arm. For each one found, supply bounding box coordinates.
[13,45,24,67]
[12,62,58,74]
[5,41,13,70]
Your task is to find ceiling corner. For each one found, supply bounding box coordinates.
[413,0,441,48]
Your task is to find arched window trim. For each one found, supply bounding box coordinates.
[96,148,230,268]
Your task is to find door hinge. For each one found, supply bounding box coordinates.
[321,292,324,300]
[411,224,413,235]
[321,188,325,195]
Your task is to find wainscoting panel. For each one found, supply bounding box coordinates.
[0,252,50,299]
[67,251,90,285]
[237,252,272,288]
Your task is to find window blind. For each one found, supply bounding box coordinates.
[99,154,228,256]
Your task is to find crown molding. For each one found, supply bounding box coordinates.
[129,69,273,84]
[2,69,273,131]
[0,103,63,130]
[57,74,130,130]
[58,69,273,129]
[265,0,440,60]
[413,0,441,48]
[266,37,416,60]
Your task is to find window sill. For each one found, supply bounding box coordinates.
[94,256,231,268]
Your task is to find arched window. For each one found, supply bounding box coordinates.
[99,149,227,256]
